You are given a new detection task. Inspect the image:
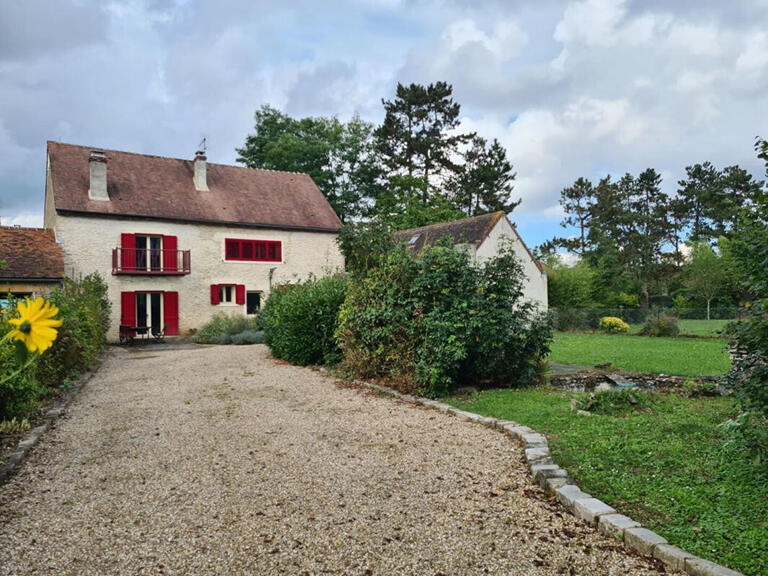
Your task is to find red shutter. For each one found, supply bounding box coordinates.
[120,292,136,336]
[120,233,136,271]
[210,284,220,305]
[235,284,246,305]
[163,235,178,272]
[163,291,179,335]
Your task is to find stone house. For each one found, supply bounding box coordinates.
[394,211,548,309]
[43,141,344,341]
[0,226,64,305]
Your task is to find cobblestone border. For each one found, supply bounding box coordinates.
[0,358,103,485]
[343,375,745,576]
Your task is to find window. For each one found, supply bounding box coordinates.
[219,284,234,304]
[224,238,281,262]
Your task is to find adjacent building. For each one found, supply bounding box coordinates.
[0,226,64,305]
[394,211,548,309]
[43,142,344,341]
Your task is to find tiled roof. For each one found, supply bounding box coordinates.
[394,211,543,272]
[47,141,342,232]
[393,212,505,252]
[0,227,64,281]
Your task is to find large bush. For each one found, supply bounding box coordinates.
[262,275,347,365]
[337,242,552,396]
[0,274,110,420]
[194,313,261,344]
[35,274,110,389]
[598,316,630,334]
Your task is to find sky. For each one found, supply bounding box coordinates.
[1,0,767,248]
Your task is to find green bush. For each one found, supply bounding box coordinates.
[194,313,261,344]
[337,242,552,396]
[598,316,630,334]
[577,389,652,415]
[640,312,680,337]
[36,274,111,389]
[231,330,264,345]
[261,275,347,365]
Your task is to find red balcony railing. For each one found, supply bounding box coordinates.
[112,248,191,275]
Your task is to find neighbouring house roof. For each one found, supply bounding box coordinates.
[47,141,343,232]
[393,211,544,273]
[0,227,64,281]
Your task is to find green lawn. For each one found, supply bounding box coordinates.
[629,319,732,338]
[447,388,767,576]
[550,331,730,377]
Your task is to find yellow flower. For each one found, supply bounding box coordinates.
[8,297,63,354]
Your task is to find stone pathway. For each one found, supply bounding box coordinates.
[0,345,665,575]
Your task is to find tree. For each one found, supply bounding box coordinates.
[684,242,727,320]
[546,260,596,308]
[719,165,764,235]
[677,162,722,243]
[448,136,519,216]
[557,177,595,257]
[236,105,379,222]
[374,82,473,206]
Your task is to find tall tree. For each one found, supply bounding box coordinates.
[557,177,595,257]
[719,165,764,235]
[236,106,379,222]
[677,162,722,243]
[448,136,519,216]
[374,82,472,206]
[684,242,727,320]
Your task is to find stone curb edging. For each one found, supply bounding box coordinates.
[340,374,745,576]
[0,358,103,486]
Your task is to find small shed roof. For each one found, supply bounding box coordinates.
[0,227,64,281]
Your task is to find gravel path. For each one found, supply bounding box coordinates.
[0,345,666,575]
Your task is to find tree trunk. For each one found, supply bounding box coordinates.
[707,299,711,321]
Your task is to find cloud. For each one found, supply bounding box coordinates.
[0,0,767,251]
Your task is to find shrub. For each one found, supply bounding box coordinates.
[0,417,31,435]
[194,313,261,344]
[576,389,652,415]
[598,316,630,334]
[640,312,680,337]
[36,274,111,389]
[262,275,347,365]
[337,242,552,396]
[230,330,264,345]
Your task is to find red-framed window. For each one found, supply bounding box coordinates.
[210,284,246,305]
[225,238,281,262]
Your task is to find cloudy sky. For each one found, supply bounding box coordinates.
[1,0,767,247]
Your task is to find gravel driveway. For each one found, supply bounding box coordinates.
[0,345,665,575]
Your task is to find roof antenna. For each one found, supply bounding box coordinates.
[198,136,207,154]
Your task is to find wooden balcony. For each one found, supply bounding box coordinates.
[112,248,191,275]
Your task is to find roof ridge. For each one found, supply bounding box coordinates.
[0,225,50,232]
[47,141,309,178]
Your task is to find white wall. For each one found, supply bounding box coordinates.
[475,217,548,310]
[48,212,344,340]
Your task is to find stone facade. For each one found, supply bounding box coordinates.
[46,211,344,341]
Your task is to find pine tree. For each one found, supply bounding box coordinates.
[557,177,595,256]
[449,136,519,216]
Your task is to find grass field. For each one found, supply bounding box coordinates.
[447,388,767,576]
[549,331,731,377]
[629,319,732,337]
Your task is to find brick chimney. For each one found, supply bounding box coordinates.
[88,150,109,201]
[193,150,209,191]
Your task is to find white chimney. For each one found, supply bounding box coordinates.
[88,150,109,201]
[193,150,209,191]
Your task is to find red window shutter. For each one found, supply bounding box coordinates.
[210,284,220,305]
[163,291,179,335]
[163,235,178,272]
[120,233,136,271]
[120,292,136,336]
[235,284,246,305]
